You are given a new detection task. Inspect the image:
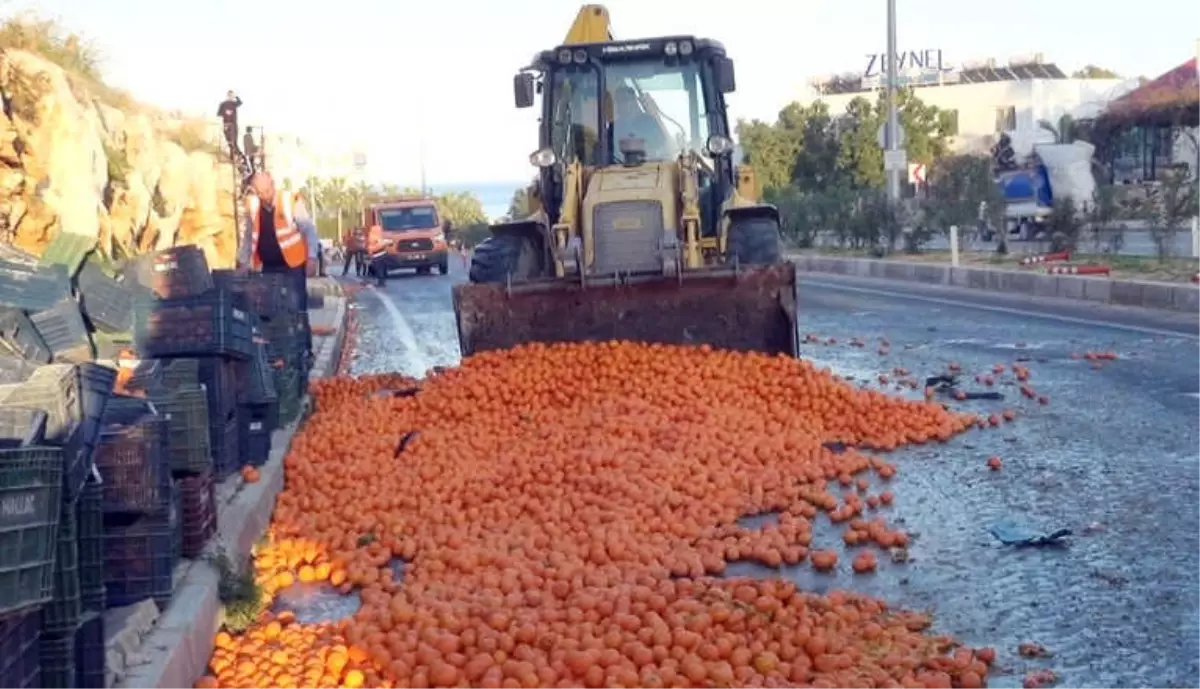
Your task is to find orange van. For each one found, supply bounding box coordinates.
[364,197,450,277]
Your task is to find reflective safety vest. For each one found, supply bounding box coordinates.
[245,192,308,270]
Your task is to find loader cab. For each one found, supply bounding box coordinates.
[515,36,738,234]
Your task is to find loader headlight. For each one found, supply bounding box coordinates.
[679,40,694,57]
[664,41,678,57]
[558,49,572,65]
[706,134,734,156]
[529,147,557,168]
[573,49,588,64]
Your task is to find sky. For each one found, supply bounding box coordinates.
[5,0,1199,188]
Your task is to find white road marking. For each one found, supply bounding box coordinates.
[372,287,431,377]
[804,279,1200,341]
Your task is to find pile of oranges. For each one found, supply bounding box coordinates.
[201,341,996,688]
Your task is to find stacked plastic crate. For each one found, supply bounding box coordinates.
[93,394,181,623]
[0,361,113,689]
[129,248,254,477]
[211,271,292,462]
[0,431,63,689]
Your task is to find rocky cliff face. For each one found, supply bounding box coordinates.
[0,49,238,269]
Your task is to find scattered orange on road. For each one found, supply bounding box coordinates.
[202,341,998,688]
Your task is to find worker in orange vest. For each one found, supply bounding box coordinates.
[237,171,320,360]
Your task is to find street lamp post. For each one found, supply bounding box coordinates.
[884,0,901,202]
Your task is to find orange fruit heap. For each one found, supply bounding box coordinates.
[201,341,993,688]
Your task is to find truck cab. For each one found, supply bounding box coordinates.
[364,197,451,277]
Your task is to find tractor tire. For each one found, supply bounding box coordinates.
[729,215,783,265]
[437,258,449,275]
[468,234,539,284]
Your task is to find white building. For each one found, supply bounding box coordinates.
[807,55,1136,157]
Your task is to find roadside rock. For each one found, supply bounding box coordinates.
[0,49,237,266]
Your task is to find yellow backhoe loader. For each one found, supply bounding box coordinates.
[452,5,798,358]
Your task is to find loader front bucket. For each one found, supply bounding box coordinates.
[452,262,798,358]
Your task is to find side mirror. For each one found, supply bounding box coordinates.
[715,57,736,94]
[514,73,536,109]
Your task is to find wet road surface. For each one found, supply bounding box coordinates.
[331,262,1199,688]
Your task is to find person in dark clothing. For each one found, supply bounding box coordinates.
[243,126,258,174]
[218,91,252,178]
[218,91,242,149]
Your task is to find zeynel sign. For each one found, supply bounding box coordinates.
[864,49,952,77]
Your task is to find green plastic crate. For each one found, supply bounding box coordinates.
[41,498,80,633]
[38,233,98,281]
[0,447,63,618]
[149,386,211,474]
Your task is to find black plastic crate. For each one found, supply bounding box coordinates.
[213,270,300,320]
[77,480,104,612]
[177,470,216,558]
[94,415,170,515]
[149,386,211,475]
[38,626,73,689]
[30,299,93,364]
[241,340,277,404]
[134,289,254,360]
[77,363,116,419]
[0,611,41,689]
[0,406,47,448]
[103,498,178,609]
[100,394,157,427]
[42,498,80,634]
[74,611,104,688]
[121,245,213,300]
[238,403,277,467]
[76,262,135,334]
[210,414,239,479]
[0,307,51,364]
[0,260,71,313]
[0,447,62,618]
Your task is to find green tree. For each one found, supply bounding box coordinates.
[834,97,885,189]
[735,119,800,192]
[1071,65,1120,79]
[742,88,955,195]
[435,191,488,228]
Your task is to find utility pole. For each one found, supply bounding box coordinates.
[884,0,901,202]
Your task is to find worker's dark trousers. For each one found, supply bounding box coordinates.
[342,251,365,277]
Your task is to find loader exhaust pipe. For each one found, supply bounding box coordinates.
[453,262,799,358]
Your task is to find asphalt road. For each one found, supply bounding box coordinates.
[340,263,1200,688]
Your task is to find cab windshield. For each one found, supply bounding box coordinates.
[378,206,439,232]
[548,58,713,166]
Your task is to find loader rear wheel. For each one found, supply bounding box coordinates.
[729,215,783,265]
[468,234,539,284]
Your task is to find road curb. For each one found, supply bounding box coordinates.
[790,254,1200,314]
[112,295,351,689]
